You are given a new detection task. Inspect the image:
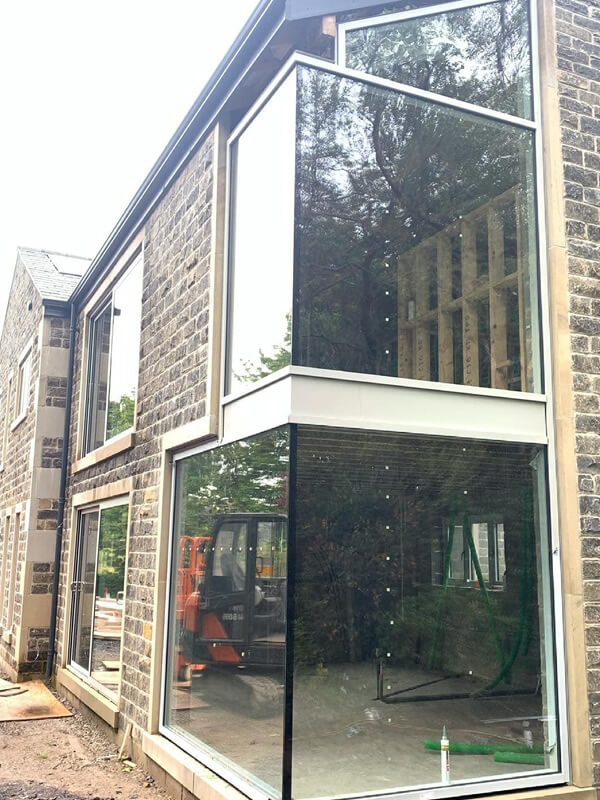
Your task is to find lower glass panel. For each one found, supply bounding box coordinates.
[90,504,127,696]
[71,511,99,672]
[69,505,127,698]
[163,427,290,798]
[292,427,558,798]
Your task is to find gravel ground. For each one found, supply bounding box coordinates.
[0,681,173,800]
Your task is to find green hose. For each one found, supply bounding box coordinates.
[477,491,534,694]
[463,512,506,678]
[428,506,456,670]
[424,739,544,755]
[494,751,545,766]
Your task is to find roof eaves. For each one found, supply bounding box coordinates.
[71,0,285,309]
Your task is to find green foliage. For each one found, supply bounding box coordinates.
[237,314,292,383]
[106,394,135,441]
[96,505,127,598]
[178,428,289,539]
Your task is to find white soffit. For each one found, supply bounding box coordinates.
[223,372,547,445]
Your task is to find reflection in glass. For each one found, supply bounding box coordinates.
[90,505,128,696]
[70,506,127,698]
[344,0,532,119]
[164,428,289,797]
[227,73,297,394]
[292,427,557,798]
[106,256,143,441]
[295,66,539,391]
[71,511,99,672]
[85,305,112,453]
[84,255,143,453]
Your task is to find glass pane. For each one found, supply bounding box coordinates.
[90,505,128,697]
[106,256,143,440]
[295,65,540,391]
[85,305,112,452]
[227,72,296,394]
[164,427,289,797]
[292,426,558,798]
[71,512,99,673]
[344,0,532,119]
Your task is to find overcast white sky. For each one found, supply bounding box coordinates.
[0,0,258,329]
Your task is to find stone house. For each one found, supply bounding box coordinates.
[2,1,600,800]
[0,248,89,677]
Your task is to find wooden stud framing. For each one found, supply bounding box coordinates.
[396,187,527,390]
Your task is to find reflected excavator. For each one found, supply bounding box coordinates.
[179,513,287,714]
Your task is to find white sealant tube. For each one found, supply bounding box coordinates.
[441,726,450,784]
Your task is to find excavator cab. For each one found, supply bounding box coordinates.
[182,514,287,671]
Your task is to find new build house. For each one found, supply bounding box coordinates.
[1,2,599,800]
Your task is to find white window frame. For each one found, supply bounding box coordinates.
[12,341,33,430]
[81,251,143,457]
[67,496,129,703]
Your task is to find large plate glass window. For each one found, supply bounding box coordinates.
[69,502,128,699]
[291,426,557,798]
[163,427,289,798]
[227,61,541,395]
[83,253,143,454]
[339,0,533,119]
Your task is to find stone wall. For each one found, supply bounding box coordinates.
[555,0,600,783]
[58,130,215,731]
[0,258,43,674]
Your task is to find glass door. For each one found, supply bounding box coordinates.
[69,503,128,698]
[70,510,99,672]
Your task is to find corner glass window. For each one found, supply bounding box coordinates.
[226,63,541,395]
[341,0,532,119]
[227,74,296,394]
[83,253,143,454]
[163,427,289,798]
[291,426,558,798]
[69,503,128,699]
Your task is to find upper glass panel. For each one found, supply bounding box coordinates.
[342,0,533,119]
[295,65,540,391]
[83,254,143,453]
[227,73,297,394]
[106,256,143,441]
[164,427,289,798]
[292,426,558,798]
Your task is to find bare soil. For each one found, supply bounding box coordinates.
[0,686,172,800]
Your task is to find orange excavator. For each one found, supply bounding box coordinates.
[174,535,210,680]
[179,514,287,712]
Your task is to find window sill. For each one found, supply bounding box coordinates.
[143,729,592,800]
[142,733,246,800]
[72,431,135,474]
[56,667,119,729]
[10,412,26,432]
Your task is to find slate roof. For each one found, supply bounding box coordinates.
[18,247,90,303]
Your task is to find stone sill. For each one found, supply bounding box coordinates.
[2,630,13,645]
[143,733,246,800]
[10,411,27,432]
[142,735,593,800]
[72,431,135,474]
[57,667,119,729]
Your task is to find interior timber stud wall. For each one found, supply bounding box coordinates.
[398,188,527,390]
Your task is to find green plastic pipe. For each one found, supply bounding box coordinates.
[494,751,545,766]
[424,739,544,755]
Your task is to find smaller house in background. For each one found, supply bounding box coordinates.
[0,247,89,678]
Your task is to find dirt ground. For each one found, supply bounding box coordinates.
[0,686,172,800]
